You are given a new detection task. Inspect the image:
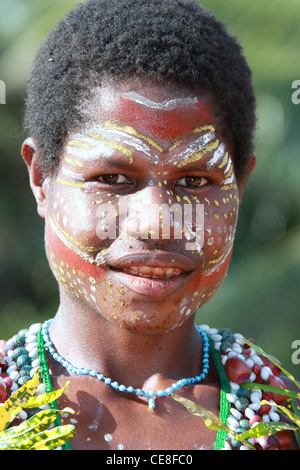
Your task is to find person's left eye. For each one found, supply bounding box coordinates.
[176,176,209,188]
[98,174,131,185]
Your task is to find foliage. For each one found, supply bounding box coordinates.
[0,371,75,450]
[172,340,300,449]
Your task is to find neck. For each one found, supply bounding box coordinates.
[48,295,203,389]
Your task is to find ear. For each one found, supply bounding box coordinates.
[21,137,50,219]
[237,154,256,201]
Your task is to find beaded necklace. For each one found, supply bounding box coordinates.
[41,318,210,412]
[2,321,287,450]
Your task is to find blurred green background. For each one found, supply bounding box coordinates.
[0,0,299,374]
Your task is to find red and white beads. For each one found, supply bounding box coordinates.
[0,323,48,422]
[200,325,290,451]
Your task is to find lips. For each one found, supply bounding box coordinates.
[107,251,195,297]
[107,251,195,273]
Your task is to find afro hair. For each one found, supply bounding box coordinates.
[24,0,256,179]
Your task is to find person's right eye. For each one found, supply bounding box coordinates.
[98,174,132,185]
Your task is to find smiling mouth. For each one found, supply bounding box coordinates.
[120,265,183,279]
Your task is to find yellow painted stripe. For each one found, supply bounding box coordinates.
[50,212,98,253]
[168,125,215,152]
[56,176,85,189]
[220,183,238,191]
[218,151,229,169]
[68,140,92,149]
[103,121,163,153]
[224,163,234,179]
[192,125,215,134]
[176,140,219,168]
[87,133,134,163]
[64,156,84,168]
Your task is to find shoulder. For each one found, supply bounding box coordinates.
[200,324,300,450]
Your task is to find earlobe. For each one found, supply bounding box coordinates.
[21,137,49,219]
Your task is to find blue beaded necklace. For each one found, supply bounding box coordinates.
[41,319,210,412]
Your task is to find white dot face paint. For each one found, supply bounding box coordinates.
[104,433,113,442]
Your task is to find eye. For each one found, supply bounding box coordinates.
[176,176,209,188]
[98,174,131,185]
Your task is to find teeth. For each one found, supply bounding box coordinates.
[124,266,183,278]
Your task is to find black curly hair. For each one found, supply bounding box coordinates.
[24,0,256,179]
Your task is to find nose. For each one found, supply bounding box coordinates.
[119,185,179,241]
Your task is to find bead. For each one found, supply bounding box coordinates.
[18,410,28,421]
[250,392,262,403]
[236,387,251,399]
[230,436,243,449]
[218,328,231,336]
[259,404,271,415]
[18,375,32,386]
[12,347,27,360]
[28,323,41,334]
[260,355,281,377]
[9,370,19,382]
[244,407,255,420]
[0,383,7,403]
[16,355,32,368]
[227,416,239,429]
[222,334,235,344]
[260,366,272,381]
[148,398,156,412]
[1,375,13,390]
[19,365,32,377]
[6,364,17,374]
[226,393,237,403]
[249,415,262,427]
[225,357,252,384]
[268,375,287,404]
[252,354,264,366]
[0,357,8,372]
[269,411,280,422]
[274,431,291,450]
[249,402,261,411]
[230,408,243,420]
[239,419,250,430]
[235,397,249,412]
[253,364,261,376]
[220,341,233,355]
[12,332,27,348]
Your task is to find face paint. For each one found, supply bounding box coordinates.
[44,81,240,333]
[114,91,213,139]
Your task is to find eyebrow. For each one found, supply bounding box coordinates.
[94,158,135,170]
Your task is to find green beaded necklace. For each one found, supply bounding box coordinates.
[37,327,231,451]
[37,327,72,451]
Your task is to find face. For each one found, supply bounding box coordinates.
[34,80,242,333]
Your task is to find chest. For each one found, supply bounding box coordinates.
[54,375,221,450]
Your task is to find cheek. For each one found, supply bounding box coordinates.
[46,222,106,281]
[184,188,239,302]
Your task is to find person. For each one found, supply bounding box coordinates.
[0,0,298,451]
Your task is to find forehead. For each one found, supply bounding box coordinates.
[80,79,215,141]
